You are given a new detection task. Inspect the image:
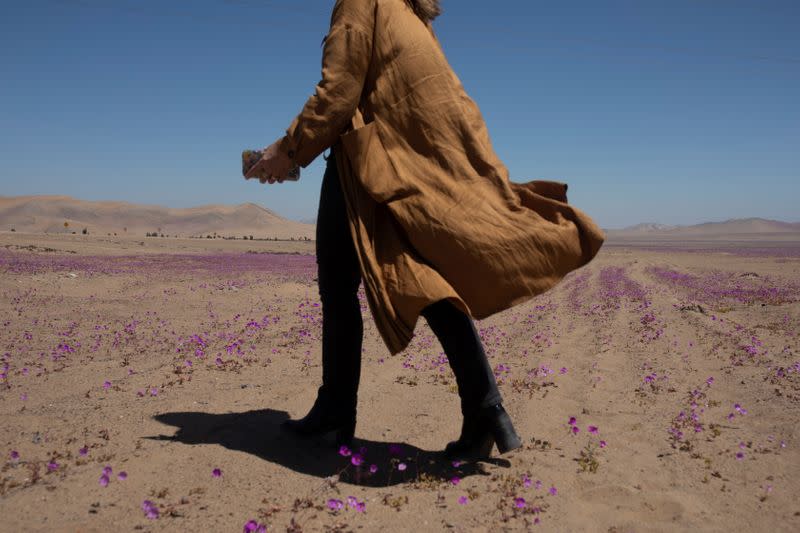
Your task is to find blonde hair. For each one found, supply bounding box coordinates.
[406,0,442,22]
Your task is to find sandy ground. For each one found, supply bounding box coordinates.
[1,232,799,532]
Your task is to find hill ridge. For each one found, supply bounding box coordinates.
[0,195,313,239]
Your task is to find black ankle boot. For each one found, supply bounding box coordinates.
[281,389,356,446]
[444,404,521,460]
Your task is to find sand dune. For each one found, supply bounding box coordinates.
[608,218,800,238]
[0,195,314,240]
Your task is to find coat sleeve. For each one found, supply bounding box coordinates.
[279,0,375,168]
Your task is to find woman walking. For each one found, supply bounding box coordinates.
[245,0,604,460]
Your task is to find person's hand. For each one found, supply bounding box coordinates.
[244,139,294,184]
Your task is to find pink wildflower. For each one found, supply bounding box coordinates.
[327,499,344,511]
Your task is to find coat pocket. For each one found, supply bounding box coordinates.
[340,120,409,204]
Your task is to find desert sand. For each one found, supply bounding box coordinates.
[1,230,799,532]
[0,195,315,241]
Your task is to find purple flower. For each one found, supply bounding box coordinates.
[548,486,558,496]
[347,496,367,513]
[20,393,27,401]
[735,452,745,460]
[79,446,88,456]
[103,380,111,390]
[514,497,526,508]
[243,520,259,532]
[568,416,577,426]
[534,480,542,490]
[47,460,59,471]
[102,465,112,476]
[212,468,222,477]
[588,425,599,434]
[369,464,378,474]
[327,498,344,511]
[458,495,468,505]
[571,426,580,435]
[350,453,363,466]
[451,460,463,468]
[99,474,109,487]
[450,476,461,485]
[338,445,351,457]
[397,462,407,471]
[10,450,19,461]
[599,440,607,448]
[117,471,127,480]
[388,443,403,455]
[149,387,158,396]
[142,500,159,519]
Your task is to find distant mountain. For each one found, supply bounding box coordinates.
[674,218,800,234]
[617,223,678,233]
[0,195,314,239]
[607,218,800,239]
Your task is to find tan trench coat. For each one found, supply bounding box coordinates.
[280,0,605,355]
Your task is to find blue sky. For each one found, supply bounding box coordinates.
[1,0,798,228]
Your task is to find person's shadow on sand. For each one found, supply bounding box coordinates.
[148,408,509,487]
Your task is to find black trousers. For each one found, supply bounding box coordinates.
[315,151,502,415]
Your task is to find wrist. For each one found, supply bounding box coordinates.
[278,136,297,165]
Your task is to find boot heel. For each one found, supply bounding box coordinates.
[491,407,522,454]
[493,428,522,454]
[335,419,356,446]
